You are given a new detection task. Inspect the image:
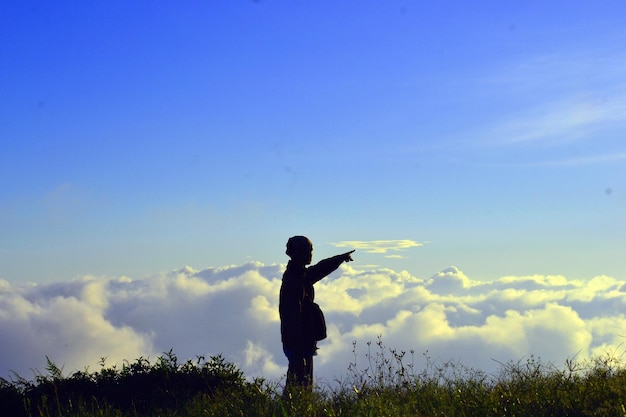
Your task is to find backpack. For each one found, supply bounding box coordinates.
[304,301,327,341]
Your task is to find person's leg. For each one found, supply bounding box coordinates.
[303,355,313,389]
[285,355,306,391]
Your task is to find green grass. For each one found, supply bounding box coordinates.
[2,340,626,417]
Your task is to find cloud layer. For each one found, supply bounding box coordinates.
[2,263,625,386]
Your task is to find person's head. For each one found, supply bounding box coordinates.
[286,236,313,265]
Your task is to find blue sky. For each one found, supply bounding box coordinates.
[1,1,625,283]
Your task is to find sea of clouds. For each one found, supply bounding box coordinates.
[2,263,625,386]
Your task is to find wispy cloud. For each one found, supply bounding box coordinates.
[470,50,626,170]
[483,95,626,148]
[331,239,423,254]
[483,152,626,168]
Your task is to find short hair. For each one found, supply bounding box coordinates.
[286,236,312,258]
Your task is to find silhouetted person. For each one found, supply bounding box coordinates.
[279,236,354,393]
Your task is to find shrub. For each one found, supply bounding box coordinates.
[2,341,626,417]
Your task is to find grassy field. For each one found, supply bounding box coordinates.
[2,340,626,416]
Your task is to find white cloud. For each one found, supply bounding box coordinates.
[426,266,474,295]
[332,240,423,254]
[485,97,625,147]
[463,51,626,168]
[1,263,626,388]
[0,280,154,377]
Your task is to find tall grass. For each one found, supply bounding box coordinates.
[2,339,626,416]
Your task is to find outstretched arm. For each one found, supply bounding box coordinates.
[307,250,355,284]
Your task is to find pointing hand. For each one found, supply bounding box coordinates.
[341,250,355,262]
